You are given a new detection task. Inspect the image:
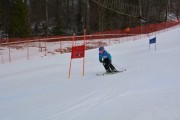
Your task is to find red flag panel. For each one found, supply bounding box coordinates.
[71,45,85,59]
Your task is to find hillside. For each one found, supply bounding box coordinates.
[0,27,180,120]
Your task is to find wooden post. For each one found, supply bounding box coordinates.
[60,37,62,54]
[1,51,4,64]
[8,41,11,63]
[45,40,47,56]
[27,39,29,60]
[60,41,62,54]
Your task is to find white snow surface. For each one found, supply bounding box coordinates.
[0,28,180,120]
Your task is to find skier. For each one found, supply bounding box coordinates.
[99,46,118,73]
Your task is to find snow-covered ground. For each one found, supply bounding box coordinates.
[0,27,180,120]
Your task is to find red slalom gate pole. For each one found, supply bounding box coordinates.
[68,58,72,79]
[83,29,86,77]
[68,33,75,79]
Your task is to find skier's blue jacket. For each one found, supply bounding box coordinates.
[99,50,112,62]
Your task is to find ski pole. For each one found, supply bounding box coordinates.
[113,64,126,71]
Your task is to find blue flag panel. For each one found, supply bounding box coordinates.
[149,37,156,44]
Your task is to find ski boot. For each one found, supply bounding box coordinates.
[112,68,118,72]
[106,68,112,73]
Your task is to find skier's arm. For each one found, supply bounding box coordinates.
[99,54,103,63]
[107,52,112,61]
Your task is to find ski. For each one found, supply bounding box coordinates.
[96,69,126,76]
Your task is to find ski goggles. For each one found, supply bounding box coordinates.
[99,50,104,53]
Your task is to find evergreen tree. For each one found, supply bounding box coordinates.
[9,0,30,38]
[0,0,2,30]
[75,0,84,35]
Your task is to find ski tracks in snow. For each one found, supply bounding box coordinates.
[44,75,130,120]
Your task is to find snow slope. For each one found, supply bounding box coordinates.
[0,27,180,120]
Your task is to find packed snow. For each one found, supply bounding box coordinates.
[0,27,180,120]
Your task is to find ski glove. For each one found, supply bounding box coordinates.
[109,60,112,63]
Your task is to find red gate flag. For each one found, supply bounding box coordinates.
[71,45,85,59]
[68,30,86,79]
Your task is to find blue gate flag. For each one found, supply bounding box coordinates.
[149,37,156,44]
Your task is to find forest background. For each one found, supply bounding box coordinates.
[0,0,179,38]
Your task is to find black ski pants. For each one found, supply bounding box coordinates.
[103,58,115,71]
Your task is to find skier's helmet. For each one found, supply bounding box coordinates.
[99,47,104,52]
